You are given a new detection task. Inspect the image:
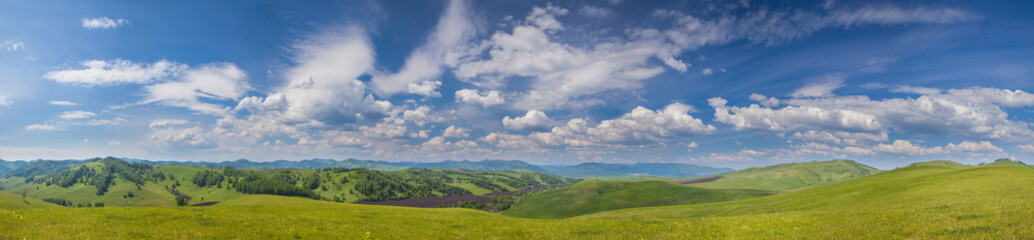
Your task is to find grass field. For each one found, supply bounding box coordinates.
[690,159,881,192]
[2,163,1032,239]
[503,180,773,218]
[0,190,55,209]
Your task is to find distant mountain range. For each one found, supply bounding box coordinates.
[0,157,733,178]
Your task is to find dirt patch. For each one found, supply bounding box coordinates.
[190,202,220,207]
[678,176,722,185]
[485,185,546,196]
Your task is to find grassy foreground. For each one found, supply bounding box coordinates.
[2,164,1033,239]
[503,180,772,218]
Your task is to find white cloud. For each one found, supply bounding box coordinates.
[149,126,212,148]
[790,73,846,98]
[108,141,121,146]
[455,89,505,107]
[370,0,475,97]
[360,118,407,138]
[861,57,896,73]
[142,63,248,115]
[85,118,127,126]
[701,68,713,75]
[503,110,552,132]
[578,5,615,18]
[82,17,129,29]
[422,136,478,151]
[687,141,699,151]
[660,5,978,51]
[43,59,185,86]
[714,86,1034,142]
[0,96,11,106]
[873,140,1003,155]
[710,97,882,133]
[484,103,715,149]
[273,26,389,124]
[748,93,780,107]
[25,124,62,131]
[49,101,77,106]
[1,41,24,52]
[59,111,96,120]
[442,125,471,138]
[1018,144,1034,153]
[455,5,669,110]
[150,119,190,128]
[402,106,433,127]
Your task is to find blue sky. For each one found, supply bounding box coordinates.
[1,0,1033,169]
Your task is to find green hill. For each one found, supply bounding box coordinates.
[982,158,1028,167]
[502,180,772,218]
[0,157,577,208]
[689,159,880,191]
[906,160,970,169]
[0,190,56,209]
[1,164,1032,238]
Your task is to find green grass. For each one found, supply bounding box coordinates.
[503,180,772,218]
[2,163,1033,239]
[0,190,55,209]
[690,159,881,192]
[982,158,1028,167]
[907,160,970,169]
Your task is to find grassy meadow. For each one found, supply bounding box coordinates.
[2,162,1032,239]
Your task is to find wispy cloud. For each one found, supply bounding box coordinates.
[1,41,24,52]
[25,124,62,131]
[49,101,78,106]
[82,17,129,29]
[59,111,96,120]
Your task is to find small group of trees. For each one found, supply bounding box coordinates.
[192,170,225,188]
[42,198,104,207]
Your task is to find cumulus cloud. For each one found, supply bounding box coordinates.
[44,59,185,86]
[455,4,669,110]
[1,41,24,52]
[749,93,780,107]
[49,101,77,106]
[59,111,96,120]
[714,86,1034,143]
[82,17,129,29]
[687,141,699,151]
[0,96,11,106]
[503,110,552,132]
[442,125,471,138]
[370,0,475,97]
[455,89,505,107]
[422,136,478,151]
[483,103,715,149]
[149,126,212,148]
[25,124,62,131]
[790,73,846,98]
[873,140,1003,155]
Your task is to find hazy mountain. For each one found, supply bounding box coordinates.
[552,162,734,178]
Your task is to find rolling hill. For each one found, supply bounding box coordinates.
[502,180,772,218]
[0,157,577,208]
[688,159,881,191]
[0,190,55,209]
[548,162,733,178]
[1,162,1032,238]
[981,158,1028,167]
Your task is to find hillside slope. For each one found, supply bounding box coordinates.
[1,164,1032,239]
[689,159,880,191]
[0,157,576,207]
[0,190,56,209]
[503,180,771,218]
[552,162,732,178]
